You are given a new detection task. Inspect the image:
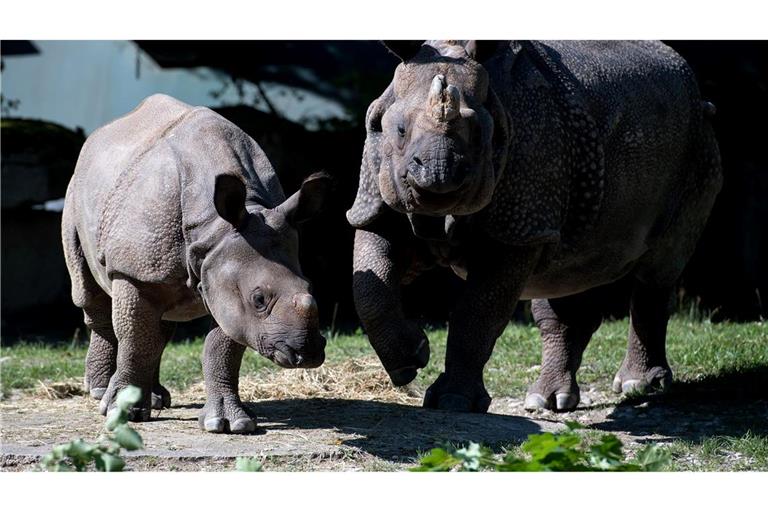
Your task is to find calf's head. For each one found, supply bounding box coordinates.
[347,40,509,227]
[196,173,331,369]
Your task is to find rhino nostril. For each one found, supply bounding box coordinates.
[412,156,423,167]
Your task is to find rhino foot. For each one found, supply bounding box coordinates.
[199,393,256,434]
[612,365,672,395]
[98,381,152,422]
[524,377,580,412]
[423,373,491,413]
[151,384,172,410]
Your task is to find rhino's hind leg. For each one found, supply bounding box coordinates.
[199,326,255,434]
[63,214,117,400]
[83,299,117,400]
[99,279,168,421]
[612,282,674,395]
[150,321,175,410]
[524,293,603,412]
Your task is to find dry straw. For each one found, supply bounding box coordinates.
[185,356,422,405]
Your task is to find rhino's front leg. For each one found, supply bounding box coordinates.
[424,244,541,413]
[353,228,430,386]
[199,326,255,434]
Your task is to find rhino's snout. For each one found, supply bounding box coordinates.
[406,152,467,195]
[272,334,326,369]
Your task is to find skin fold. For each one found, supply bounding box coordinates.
[62,94,330,433]
[348,40,722,412]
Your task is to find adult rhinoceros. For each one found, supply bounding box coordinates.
[347,40,722,412]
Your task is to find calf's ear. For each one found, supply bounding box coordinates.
[213,174,248,228]
[279,172,333,226]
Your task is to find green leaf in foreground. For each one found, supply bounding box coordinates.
[412,426,670,472]
[39,385,144,472]
[633,444,671,471]
[105,408,128,431]
[95,452,126,472]
[112,424,144,451]
[410,448,460,472]
[235,457,264,471]
[115,386,142,410]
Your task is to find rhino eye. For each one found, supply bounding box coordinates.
[251,289,267,312]
[397,123,406,137]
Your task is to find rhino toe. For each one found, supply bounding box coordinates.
[612,366,672,395]
[524,374,581,412]
[89,387,107,400]
[199,393,256,435]
[230,418,257,434]
[523,392,549,411]
[202,417,227,433]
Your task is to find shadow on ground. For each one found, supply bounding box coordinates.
[243,398,545,460]
[591,364,768,443]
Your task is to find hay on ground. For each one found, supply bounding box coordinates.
[185,356,422,405]
[33,379,85,399]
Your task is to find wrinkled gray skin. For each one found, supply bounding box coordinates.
[62,94,330,433]
[348,40,722,413]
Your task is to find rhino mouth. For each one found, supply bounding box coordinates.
[270,338,326,369]
[402,177,467,214]
[387,154,475,215]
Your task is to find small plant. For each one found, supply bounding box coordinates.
[235,456,264,471]
[412,421,670,472]
[40,386,145,472]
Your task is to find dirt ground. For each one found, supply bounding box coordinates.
[2,359,766,471]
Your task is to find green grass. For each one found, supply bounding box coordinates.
[667,432,768,471]
[2,317,766,398]
[2,317,766,470]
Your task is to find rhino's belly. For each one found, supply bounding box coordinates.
[162,296,208,322]
[519,241,646,300]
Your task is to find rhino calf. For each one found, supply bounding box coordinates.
[349,40,722,413]
[62,94,330,433]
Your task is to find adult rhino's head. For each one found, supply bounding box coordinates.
[347,40,509,226]
[195,173,331,369]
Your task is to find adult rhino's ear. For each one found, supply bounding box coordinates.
[214,174,248,228]
[465,40,503,63]
[346,86,395,228]
[278,172,333,226]
[382,40,424,62]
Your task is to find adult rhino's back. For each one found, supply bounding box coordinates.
[515,41,720,298]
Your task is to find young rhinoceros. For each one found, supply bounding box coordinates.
[348,40,722,413]
[62,94,330,433]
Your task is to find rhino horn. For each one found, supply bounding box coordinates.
[428,74,460,122]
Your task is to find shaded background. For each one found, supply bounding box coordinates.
[1,40,766,341]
